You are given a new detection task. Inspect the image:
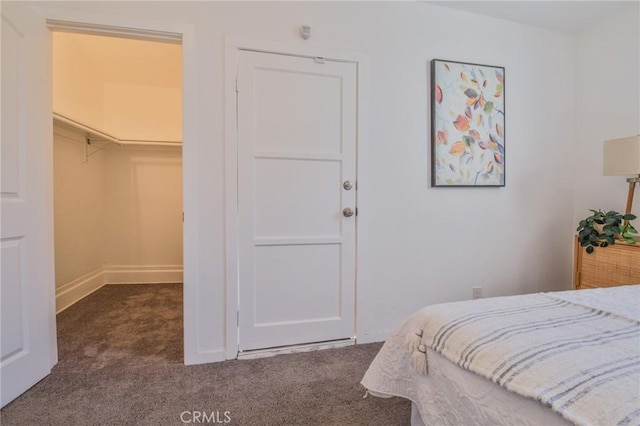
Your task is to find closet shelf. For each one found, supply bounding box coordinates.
[53,112,182,147]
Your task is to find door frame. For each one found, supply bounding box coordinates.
[26,4,208,365]
[224,37,370,359]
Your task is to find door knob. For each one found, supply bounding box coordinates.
[343,208,354,218]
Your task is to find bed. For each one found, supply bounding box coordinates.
[361,285,640,425]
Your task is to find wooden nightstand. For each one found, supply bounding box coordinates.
[573,237,640,289]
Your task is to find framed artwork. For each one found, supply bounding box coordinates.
[430,59,505,187]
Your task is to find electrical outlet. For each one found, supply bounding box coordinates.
[472,287,482,299]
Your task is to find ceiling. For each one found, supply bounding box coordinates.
[426,1,637,33]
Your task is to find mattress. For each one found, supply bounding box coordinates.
[362,285,640,425]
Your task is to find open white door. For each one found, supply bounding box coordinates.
[1,2,57,407]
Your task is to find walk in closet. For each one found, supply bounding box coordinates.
[52,31,183,312]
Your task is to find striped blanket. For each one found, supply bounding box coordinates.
[362,286,640,426]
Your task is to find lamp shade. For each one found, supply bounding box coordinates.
[603,136,640,176]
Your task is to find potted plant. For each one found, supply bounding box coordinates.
[576,209,638,254]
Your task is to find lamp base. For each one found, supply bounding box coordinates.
[625,174,639,216]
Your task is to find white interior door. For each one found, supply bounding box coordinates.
[1,3,57,407]
[237,50,357,351]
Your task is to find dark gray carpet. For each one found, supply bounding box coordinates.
[1,284,410,425]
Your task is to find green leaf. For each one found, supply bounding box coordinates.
[600,241,609,248]
[623,214,637,220]
[483,102,494,114]
[578,228,591,238]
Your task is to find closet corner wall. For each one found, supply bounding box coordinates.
[53,31,183,313]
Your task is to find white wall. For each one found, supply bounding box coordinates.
[104,148,183,268]
[573,3,640,223]
[53,32,105,130]
[103,83,182,142]
[52,31,182,141]
[218,1,576,341]
[36,1,591,358]
[53,125,106,288]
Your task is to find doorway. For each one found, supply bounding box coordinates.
[1,4,206,407]
[51,31,184,358]
[235,50,358,352]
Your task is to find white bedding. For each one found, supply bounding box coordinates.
[401,349,570,425]
[362,285,640,426]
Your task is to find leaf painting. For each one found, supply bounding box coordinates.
[431,59,505,186]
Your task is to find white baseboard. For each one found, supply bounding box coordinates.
[56,268,106,313]
[184,349,227,366]
[356,330,392,344]
[56,264,184,313]
[103,264,183,284]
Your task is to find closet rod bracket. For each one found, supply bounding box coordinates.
[84,134,103,162]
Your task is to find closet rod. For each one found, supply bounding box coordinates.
[53,112,119,144]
